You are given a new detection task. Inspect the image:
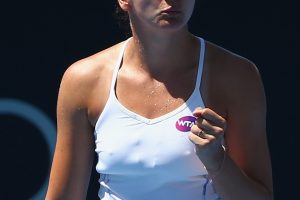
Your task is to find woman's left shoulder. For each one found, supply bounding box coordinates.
[204,40,265,110]
[205,40,263,89]
[206,40,262,80]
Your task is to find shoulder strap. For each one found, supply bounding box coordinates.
[109,38,131,96]
[195,37,206,89]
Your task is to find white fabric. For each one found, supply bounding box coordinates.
[94,37,221,200]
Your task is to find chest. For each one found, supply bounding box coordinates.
[94,89,207,177]
[116,72,198,120]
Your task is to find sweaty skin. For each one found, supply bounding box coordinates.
[45,0,273,199]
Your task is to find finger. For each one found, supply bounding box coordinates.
[196,119,225,137]
[191,125,216,141]
[193,108,226,129]
[188,132,211,146]
[192,107,203,117]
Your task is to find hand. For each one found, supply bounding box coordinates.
[189,107,227,173]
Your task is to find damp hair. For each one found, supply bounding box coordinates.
[114,3,131,36]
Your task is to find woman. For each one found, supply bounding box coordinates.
[46,0,273,199]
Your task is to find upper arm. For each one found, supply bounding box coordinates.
[46,62,96,200]
[224,60,273,194]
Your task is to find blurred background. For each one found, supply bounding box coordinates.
[0,0,298,199]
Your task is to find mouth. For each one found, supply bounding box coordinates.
[160,10,182,17]
[160,7,181,14]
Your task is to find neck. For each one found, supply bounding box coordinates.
[125,24,198,77]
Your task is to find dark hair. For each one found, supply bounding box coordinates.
[114,3,131,36]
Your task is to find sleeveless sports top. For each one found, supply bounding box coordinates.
[94,37,221,200]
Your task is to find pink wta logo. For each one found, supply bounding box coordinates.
[176,116,197,132]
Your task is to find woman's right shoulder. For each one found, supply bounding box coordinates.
[61,41,126,84]
[57,41,126,110]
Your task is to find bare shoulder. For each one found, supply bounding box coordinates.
[57,41,126,126]
[206,40,261,82]
[204,40,265,111]
[61,42,124,91]
[59,41,125,106]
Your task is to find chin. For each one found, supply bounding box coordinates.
[156,19,188,32]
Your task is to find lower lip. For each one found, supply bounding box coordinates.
[160,11,181,16]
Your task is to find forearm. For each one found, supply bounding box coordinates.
[208,153,273,200]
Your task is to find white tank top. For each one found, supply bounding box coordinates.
[94,37,221,200]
